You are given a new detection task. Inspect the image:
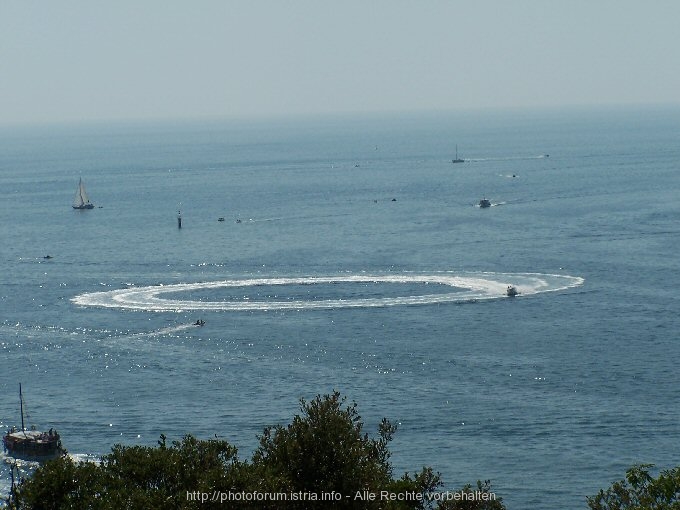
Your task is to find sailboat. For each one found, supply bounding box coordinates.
[72,178,94,209]
[2,384,64,460]
[452,145,464,164]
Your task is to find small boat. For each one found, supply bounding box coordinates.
[2,384,64,461]
[506,285,519,297]
[479,198,491,208]
[194,319,205,326]
[72,178,94,209]
[452,145,464,164]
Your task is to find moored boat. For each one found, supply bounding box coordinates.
[2,384,64,461]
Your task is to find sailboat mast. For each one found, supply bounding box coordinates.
[10,462,16,498]
[19,383,25,432]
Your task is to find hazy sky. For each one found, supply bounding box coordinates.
[2,1,680,124]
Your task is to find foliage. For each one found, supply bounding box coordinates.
[7,435,241,510]
[250,391,442,509]
[6,391,503,510]
[587,464,680,510]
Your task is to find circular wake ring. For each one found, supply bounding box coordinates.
[71,272,583,312]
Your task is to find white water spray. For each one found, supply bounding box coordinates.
[71,272,584,312]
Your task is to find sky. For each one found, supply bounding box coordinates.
[2,0,680,125]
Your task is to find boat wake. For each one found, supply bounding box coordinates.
[476,201,506,207]
[71,272,584,312]
[467,154,549,162]
[1,454,40,469]
[129,324,198,338]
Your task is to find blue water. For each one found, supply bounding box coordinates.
[1,107,679,508]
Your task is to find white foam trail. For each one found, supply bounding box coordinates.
[71,272,583,312]
[129,324,197,338]
[468,154,548,162]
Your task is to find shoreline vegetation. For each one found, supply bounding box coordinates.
[5,392,678,509]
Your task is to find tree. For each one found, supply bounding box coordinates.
[251,391,441,509]
[7,435,243,510]
[6,392,503,510]
[587,464,680,510]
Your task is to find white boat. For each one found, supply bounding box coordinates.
[2,384,64,461]
[72,178,94,209]
[452,145,464,164]
[506,285,519,297]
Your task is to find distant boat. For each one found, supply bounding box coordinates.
[2,384,64,461]
[452,145,464,164]
[72,178,94,209]
[506,285,519,297]
[479,198,491,208]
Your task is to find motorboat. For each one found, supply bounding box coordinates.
[506,285,519,297]
[479,198,491,208]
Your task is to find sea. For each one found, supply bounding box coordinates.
[1,106,679,509]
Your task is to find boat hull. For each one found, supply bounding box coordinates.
[3,430,64,461]
[72,204,94,210]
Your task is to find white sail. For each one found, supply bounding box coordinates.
[72,178,94,209]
